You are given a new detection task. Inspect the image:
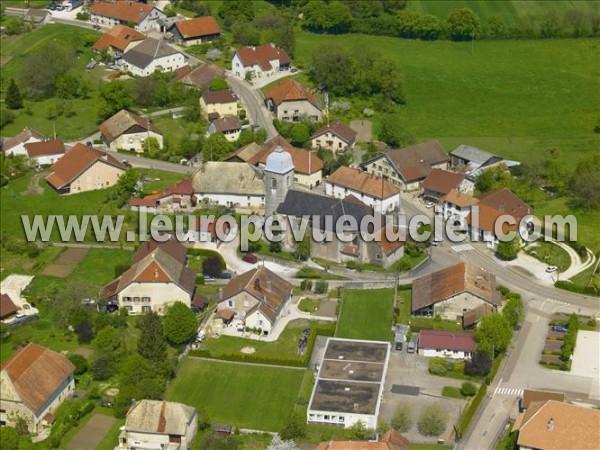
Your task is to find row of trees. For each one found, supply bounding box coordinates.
[310,44,405,103]
[232,12,296,57]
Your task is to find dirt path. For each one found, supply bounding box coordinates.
[25,173,44,195]
[67,414,116,450]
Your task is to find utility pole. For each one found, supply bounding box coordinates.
[471,30,475,54]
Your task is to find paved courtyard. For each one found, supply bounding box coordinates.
[571,330,600,378]
[67,414,117,450]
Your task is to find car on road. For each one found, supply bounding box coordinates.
[242,253,258,264]
[545,266,558,273]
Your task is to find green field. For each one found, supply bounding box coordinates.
[408,1,599,27]
[1,24,103,140]
[166,358,305,431]
[295,33,599,167]
[336,288,393,341]
[525,241,571,272]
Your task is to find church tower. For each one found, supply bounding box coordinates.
[264,146,294,217]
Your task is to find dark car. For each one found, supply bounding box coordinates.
[242,253,258,264]
[220,271,233,279]
[552,325,568,333]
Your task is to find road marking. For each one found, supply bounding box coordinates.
[494,387,524,397]
[452,243,474,253]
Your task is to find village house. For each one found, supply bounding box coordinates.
[513,400,600,450]
[441,188,534,247]
[225,142,263,164]
[0,343,75,433]
[519,390,565,413]
[216,267,293,335]
[193,162,265,210]
[325,166,401,214]
[231,43,291,80]
[450,145,502,173]
[99,109,163,152]
[168,16,222,46]
[420,168,470,203]
[418,329,477,359]
[92,24,145,58]
[362,140,450,191]
[411,262,502,324]
[264,78,323,122]
[173,64,225,89]
[311,121,358,154]
[249,135,323,188]
[90,1,166,32]
[46,143,126,195]
[207,116,242,142]
[100,239,196,315]
[129,179,195,214]
[200,89,238,119]
[23,139,66,166]
[1,127,45,157]
[24,8,51,27]
[118,400,198,450]
[122,37,186,77]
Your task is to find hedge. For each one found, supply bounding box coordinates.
[187,248,226,269]
[189,321,336,367]
[458,384,487,438]
[555,280,599,297]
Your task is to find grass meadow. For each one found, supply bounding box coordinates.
[166,358,305,431]
[336,288,394,341]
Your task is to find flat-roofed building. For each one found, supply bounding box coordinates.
[307,338,390,429]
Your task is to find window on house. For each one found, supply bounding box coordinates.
[134,297,140,303]
[142,297,150,303]
[271,179,277,189]
[227,300,234,308]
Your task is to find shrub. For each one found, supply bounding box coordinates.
[429,361,448,376]
[460,381,477,397]
[300,279,313,292]
[391,403,412,432]
[314,280,328,294]
[418,403,447,436]
[555,280,599,296]
[68,354,88,375]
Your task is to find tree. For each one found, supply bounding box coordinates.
[540,12,563,38]
[503,294,524,328]
[112,168,140,205]
[0,425,20,449]
[295,228,311,260]
[115,354,167,417]
[564,10,588,37]
[446,8,481,41]
[391,403,413,432]
[92,350,117,380]
[68,354,88,375]
[75,320,94,343]
[5,79,23,110]
[289,123,310,146]
[99,81,133,120]
[164,302,197,345]
[460,381,477,397]
[417,403,447,436]
[348,419,369,440]
[570,152,600,210]
[303,0,353,34]
[219,0,255,27]
[209,77,229,91]
[464,350,492,376]
[474,313,512,355]
[495,237,520,261]
[232,20,261,46]
[20,41,75,99]
[137,312,167,362]
[203,131,234,161]
[203,255,223,278]
[487,16,506,39]
[93,326,121,352]
[280,414,306,440]
[379,114,413,147]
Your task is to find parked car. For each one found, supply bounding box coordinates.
[425,201,435,209]
[93,24,101,30]
[203,275,216,283]
[195,330,206,343]
[552,325,568,333]
[545,266,558,273]
[242,253,258,264]
[220,271,233,279]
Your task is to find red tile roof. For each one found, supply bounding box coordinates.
[129,180,193,207]
[264,78,321,110]
[46,144,126,190]
[92,24,145,53]
[252,135,323,175]
[235,44,290,71]
[173,16,221,39]
[476,187,534,223]
[202,89,237,105]
[381,140,449,182]
[0,293,18,320]
[91,1,155,24]
[419,329,476,352]
[421,168,465,196]
[24,139,65,157]
[1,343,74,413]
[327,166,400,199]
[2,127,45,152]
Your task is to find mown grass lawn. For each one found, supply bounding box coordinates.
[526,241,572,272]
[166,358,305,431]
[336,288,393,341]
[205,319,313,362]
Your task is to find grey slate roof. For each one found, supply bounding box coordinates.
[450,145,497,165]
[122,37,181,70]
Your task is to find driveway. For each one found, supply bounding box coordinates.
[67,414,117,450]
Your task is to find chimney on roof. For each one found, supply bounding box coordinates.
[547,418,554,430]
[254,278,261,291]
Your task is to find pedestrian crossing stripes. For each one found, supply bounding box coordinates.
[494,387,524,397]
[451,244,474,253]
